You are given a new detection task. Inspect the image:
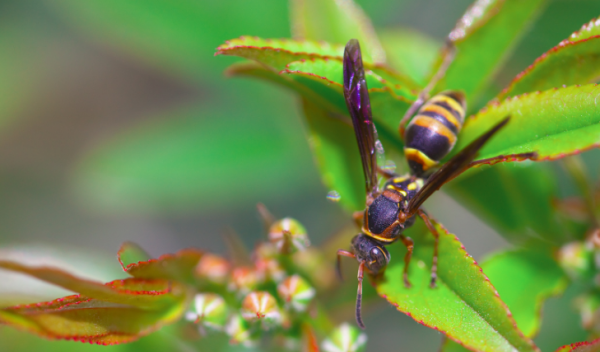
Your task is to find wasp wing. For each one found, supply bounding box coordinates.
[343,39,378,194]
[406,117,511,218]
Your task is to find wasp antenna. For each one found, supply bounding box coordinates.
[356,261,366,329]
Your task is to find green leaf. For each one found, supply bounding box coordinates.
[443,84,600,244]
[453,84,600,163]
[444,162,567,244]
[216,36,346,70]
[71,104,317,213]
[229,58,412,139]
[284,57,416,100]
[49,0,290,83]
[500,16,600,99]
[481,248,568,338]
[434,0,547,107]
[118,244,204,286]
[217,36,419,92]
[0,261,184,309]
[290,0,386,64]
[379,27,442,86]
[226,61,344,114]
[554,338,600,352]
[300,98,364,211]
[377,220,538,352]
[0,279,187,345]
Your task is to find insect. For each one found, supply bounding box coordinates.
[337,39,536,329]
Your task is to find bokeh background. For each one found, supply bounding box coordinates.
[1,0,600,351]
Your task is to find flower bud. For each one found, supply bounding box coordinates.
[195,254,230,284]
[185,293,228,331]
[269,218,310,254]
[256,257,286,283]
[558,241,594,281]
[229,266,259,295]
[322,323,367,352]
[277,275,315,312]
[226,314,256,347]
[241,291,282,329]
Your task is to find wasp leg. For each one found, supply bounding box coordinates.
[468,152,538,169]
[398,40,457,139]
[417,209,440,288]
[399,236,414,288]
[337,250,355,281]
[355,261,366,329]
[353,211,364,228]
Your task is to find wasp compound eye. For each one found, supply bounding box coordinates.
[367,246,389,273]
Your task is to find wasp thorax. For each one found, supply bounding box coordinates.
[366,190,402,238]
[351,234,390,274]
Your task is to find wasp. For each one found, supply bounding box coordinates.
[337,39,536,329]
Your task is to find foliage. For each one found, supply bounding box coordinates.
[2,0,600,351]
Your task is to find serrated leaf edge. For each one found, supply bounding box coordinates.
[499,34,600,99]
[118,248,203,273]
[378,221,538,352]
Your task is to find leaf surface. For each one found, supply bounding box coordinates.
[481,248,568,337]
[500,16,600,99]
[0,279,187,345]
[216,36,345,70]
[217,37,419,92]
[300,98,365,211]
[444,162,567,244]
[452,84,600,163]
[289,0,385,64]
[377,221,538,352]
[434,0,547,106]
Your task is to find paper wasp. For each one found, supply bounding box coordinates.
[337,39,536,329]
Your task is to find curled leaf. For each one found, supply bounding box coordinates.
[117,241,151,269]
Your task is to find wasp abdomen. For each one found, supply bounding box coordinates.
[404,91,466,176]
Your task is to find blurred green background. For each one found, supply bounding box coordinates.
[1,0,600,351]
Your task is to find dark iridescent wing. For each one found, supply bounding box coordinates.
[343,39,378,194]
[406,117,511,217]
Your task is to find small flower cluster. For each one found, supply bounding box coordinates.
[185,216,347,348]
